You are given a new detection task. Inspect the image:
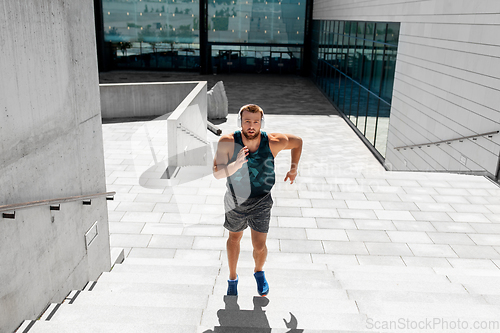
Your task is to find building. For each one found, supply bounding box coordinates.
[94,0,500,181]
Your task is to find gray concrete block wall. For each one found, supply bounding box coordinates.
[99,82,198,119]
[313,0,500,177]
[0,1,110,332]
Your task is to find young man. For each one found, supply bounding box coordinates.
[213,104,302,296]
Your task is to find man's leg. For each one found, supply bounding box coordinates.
[251,229,268,273]
[227,231,243,280]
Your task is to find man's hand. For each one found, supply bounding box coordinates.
[284,169,297,184]
[235,146,249,169]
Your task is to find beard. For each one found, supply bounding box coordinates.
[242,128,260,140]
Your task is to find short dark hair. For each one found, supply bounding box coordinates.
[239,104,264,118]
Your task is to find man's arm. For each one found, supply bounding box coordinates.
[269,133,303,184]
[213,135,249,180]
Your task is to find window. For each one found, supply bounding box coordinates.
[311,20,400,158]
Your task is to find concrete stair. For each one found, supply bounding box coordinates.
[18,254,500,333]
[18,118,500,333]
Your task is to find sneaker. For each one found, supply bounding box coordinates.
[227,276,238,296]
[254,271,269,296]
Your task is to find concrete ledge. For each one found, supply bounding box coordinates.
[100,82,198,119]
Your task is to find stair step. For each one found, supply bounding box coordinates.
[339,279,467,294]
[462,283,500,295]
[212,283,345,299]
[111,263,220,275]
[222,260,329,271]
[72,291,208,309]
[433,267,500,277]
[122,258,222,267]
[92,281,214,295]
[334,271,450,283]
[214,274,342,291]
[447,275,500,285]
[97,271,216,285]
[48,304,202,326]
[219,267,335,280]
[356,300,500,318]
[347,290,490,305]
[200,310,368,331]
[205,295,359,314]
[332,265,436,275]
[29,321,197,333]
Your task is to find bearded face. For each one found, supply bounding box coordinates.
[240,111,263,140]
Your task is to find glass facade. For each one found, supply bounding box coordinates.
[208,0,306,74]
[311,20,400,158]
[103,0,201,70]
[207,0,305,44]
[101,0,306,72]
[211,45,302,74]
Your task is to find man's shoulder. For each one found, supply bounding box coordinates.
[267,132,288,143]
[219,133,235,143]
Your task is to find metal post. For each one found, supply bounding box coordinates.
[199,0,209,74]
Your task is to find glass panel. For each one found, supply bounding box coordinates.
[364,95,379,143]
[381,45,397,103]
[386,23,400,45]
[332,68,339,103]
[340,37,348,73]
[365,22,375,41]
[327,63,334,100]
[370,43,384,94]
[375,22,387,43]
[356,90,369,134]
[344,21,351,37]
[361,40,373,88]
[311,20,399,159]
[337,73,346,113]
[103,0,200,69]
[349,21,358,37]
[338,21,344,37]
[353,37,364,82]
[208,0,306,44]
[356,21,365,38]
[349,83,361,124]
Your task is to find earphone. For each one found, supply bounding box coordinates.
[237,106,265,129]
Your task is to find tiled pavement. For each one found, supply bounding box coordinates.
[27,72,500,332]
[103,113,500,270]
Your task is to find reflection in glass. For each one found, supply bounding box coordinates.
[311,19,399,158]
[381,46,397,103]
[208,0,305,44]
[103,0,200,70]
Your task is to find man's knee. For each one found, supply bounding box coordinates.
[228,232,243,244]
[253,241,267,253]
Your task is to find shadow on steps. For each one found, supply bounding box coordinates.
[203,296,303,332]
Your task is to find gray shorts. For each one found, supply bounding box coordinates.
[224,191,273,233]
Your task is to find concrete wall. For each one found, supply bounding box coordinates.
[167,82,208,170]
[100,82,198,119]
[0,1,110,332]
[314,0,500,177]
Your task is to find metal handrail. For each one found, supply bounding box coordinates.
[394,131,499,150]
[178,123,209,144]
[0,191,116,214]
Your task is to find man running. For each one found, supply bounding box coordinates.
[213,104,303,296]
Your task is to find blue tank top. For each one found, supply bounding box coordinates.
[227,131,275,199]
